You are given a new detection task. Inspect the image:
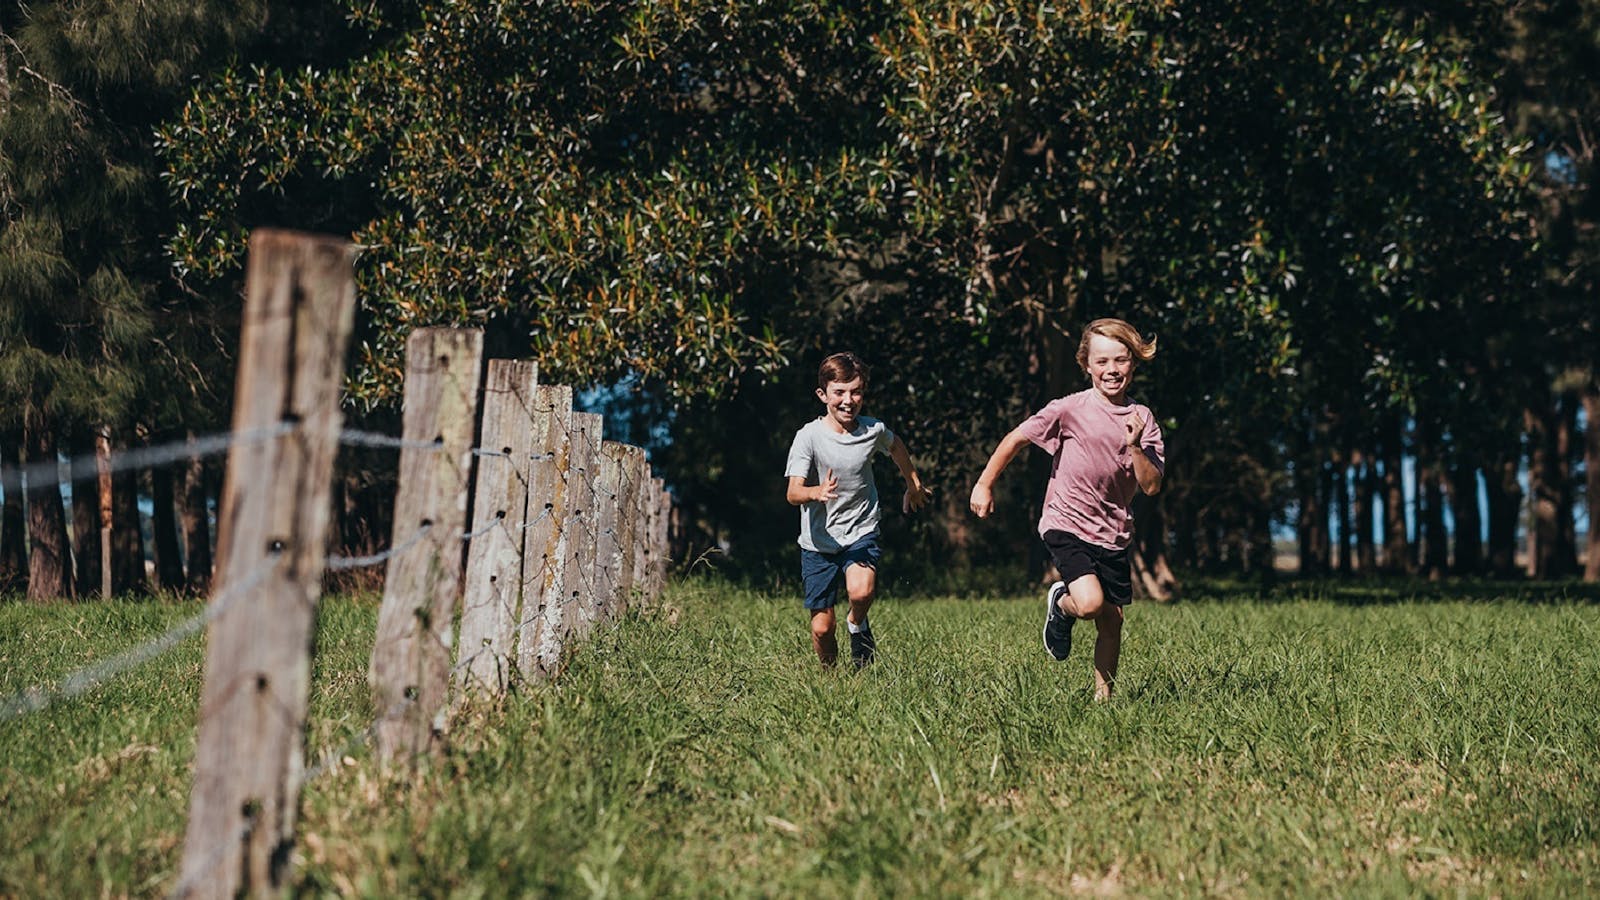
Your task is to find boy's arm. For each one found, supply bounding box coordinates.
[786,471,838,506]
[969,427,1032,518]
[1126,412,1162,495]
[887,435,932,514]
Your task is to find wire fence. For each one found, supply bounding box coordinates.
[0,235,677,900]
[0,415,661,726]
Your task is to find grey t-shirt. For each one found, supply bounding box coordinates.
[784,416,896,553]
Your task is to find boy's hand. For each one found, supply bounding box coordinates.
[1126,412,1145,449]
[814,469,839,503]
[902,483,933,515]
[969,482,994,519]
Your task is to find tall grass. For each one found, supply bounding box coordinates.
[3,579,1597,896]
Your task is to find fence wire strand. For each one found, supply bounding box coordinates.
[327,523,435,571]
[0,423,296,492]
[0,552,282,723]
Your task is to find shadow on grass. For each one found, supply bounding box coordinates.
[669,558,1600,607]
[1179,574,1600,606]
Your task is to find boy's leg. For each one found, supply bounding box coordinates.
[844,562,877,625]
[810,607,838,667]
[1060,572,1107,620]
[1092,603,1124,701]
[801,548,844,668]
[844,562,878,667]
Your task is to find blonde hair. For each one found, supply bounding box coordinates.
[1075,318,1157,374]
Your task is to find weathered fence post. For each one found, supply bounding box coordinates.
[596,441,627,625]
[630,452,655,605]
[518,385,572,680]
[177,230,355,899]
[617,444,647,613]
[652,478,671,598]
[553,409,598,640]
[370,328,484,765]
[564,412,603,642]
[455,359,537,697]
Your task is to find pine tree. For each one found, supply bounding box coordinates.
[1,2,355,598]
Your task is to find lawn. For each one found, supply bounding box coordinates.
[3,577,1598,897]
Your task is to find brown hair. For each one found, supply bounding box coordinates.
[817,352,870,390]
[1075,318,1157,373]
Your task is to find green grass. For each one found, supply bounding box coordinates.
[3,579,1599,897]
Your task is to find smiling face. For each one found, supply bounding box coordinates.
[1083,333,1135,404]
[816,376,866,432]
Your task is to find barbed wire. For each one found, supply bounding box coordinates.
[0,423,296,492]
[336,428,443,451]
[327,524,435,572]
[0,551,282,723]
[301,695,411,784]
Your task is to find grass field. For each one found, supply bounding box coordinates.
[3,577,1599,897]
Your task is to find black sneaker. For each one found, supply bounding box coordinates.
[1042,581,1074,661]
[849,624,877,669]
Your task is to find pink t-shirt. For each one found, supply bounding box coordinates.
[1018,389,1165,550]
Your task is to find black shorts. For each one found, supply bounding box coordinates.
[1042,530,1132,607]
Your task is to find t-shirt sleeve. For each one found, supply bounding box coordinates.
[874,421,896,455]
[1140,407,1166,474]
[1018,398,1070,456]
[784,426,814,480]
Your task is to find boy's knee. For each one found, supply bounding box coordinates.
[810,612,836,640]
[1075,594,1106,619]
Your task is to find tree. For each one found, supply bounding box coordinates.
[160,0,1542,582]
[1,2,361,598]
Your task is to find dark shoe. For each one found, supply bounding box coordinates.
[1042,581,1074,661]
[849,625,877,669]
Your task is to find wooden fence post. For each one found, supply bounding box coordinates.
[177,230,356,899]
[596,442,628,625]
[652,478,671,598]
[455,359,537,697]
[565,412,603,642]
[518,385,572,680]
[369,328,484,765]
[618,445,647,613]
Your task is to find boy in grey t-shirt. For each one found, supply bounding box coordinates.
[785,352,932,669]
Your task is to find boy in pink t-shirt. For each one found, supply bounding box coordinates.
[968,318,1165,700]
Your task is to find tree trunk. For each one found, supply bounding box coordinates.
[1248,506,1275,582]
[24,421,74,600]
[1421,468,1447,580]
[1485,452,1522,578]
[181,449,213,591]
[1416,422,1447,580]
[1297,460,1328,576]
[1524,399,1579,578]
[1172,479,1198,572]
[1,433,28,596]
[1380,419,1411,573]
[1354,451,1377,573]
[110,445,147,596]
[1334,453,1352,574]
[70,426,102,597]
[150,458,186,591]
[1448,463,1483,575]
[1584,383,1599,582]
[1130,492,1176,601]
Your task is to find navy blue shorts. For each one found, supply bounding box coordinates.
[799,535,881,612]
[1043,530,1133,607]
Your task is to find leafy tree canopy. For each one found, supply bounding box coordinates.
[160,0,1544,568]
